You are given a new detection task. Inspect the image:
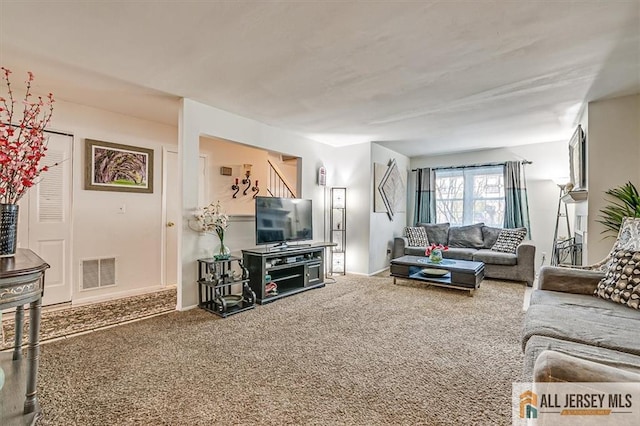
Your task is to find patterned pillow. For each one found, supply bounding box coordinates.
[595,249,640,309]
[618,218,640,251]
[491,228,527,253]
[405,226,429,247]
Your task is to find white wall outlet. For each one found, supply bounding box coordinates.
[118,204,126,214]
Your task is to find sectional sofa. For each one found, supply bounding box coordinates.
[523,266,640,382]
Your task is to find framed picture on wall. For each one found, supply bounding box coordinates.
[85,139,154,193]
[568,125,586,190]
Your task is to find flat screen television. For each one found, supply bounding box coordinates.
[255,196,313,247]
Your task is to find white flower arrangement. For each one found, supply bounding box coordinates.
[193,200,229,242]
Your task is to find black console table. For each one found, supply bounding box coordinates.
[242,243,329,304]
[0,249,49,426]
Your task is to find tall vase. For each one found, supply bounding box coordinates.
[214,236,231,261]
[0,204,19,257]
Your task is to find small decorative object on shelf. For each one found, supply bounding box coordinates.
[0,68,55,257]
[192,200,231,260]
[265,281,278,296]
[425,244,448,264]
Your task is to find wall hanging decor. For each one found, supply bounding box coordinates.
[85,139,153,193]
[568,125,586,190]
[230,164,258,198]
[377,159,406,220]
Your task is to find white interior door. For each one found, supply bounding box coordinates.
[165,150,206,286]
[20,132,73,306]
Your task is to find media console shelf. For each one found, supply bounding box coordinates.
[242,243,330,304]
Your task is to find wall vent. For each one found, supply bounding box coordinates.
[81,257,116,290]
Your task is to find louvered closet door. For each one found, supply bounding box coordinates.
[26,133,73,305]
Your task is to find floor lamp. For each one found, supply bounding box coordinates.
[551,179,571,266]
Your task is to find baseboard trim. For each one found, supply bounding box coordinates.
[369,267,390,276]
[178,304,198,312]
[72,285,176,307]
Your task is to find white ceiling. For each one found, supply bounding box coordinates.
[1,1,638,157]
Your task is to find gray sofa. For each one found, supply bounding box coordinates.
[392,222,536,286]
[522,266,640,382]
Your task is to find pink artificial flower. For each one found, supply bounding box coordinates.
[0,67,54,203]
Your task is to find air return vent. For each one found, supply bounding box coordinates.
[81,258,116,290]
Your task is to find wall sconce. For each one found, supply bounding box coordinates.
[231,164,256,198]
[242,168,252,195]
[231,177,240,198]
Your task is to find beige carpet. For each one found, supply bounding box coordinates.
[36,275,525,425]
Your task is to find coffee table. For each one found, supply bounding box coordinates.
[390,255,485,296]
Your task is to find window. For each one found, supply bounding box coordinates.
[435,166,505,227]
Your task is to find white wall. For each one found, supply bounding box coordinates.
[585,94,640,263]
[410,141,571,271]
[50,99,177,303]
[574,103,590,262]
[325,143,372,275]
[370,144,410,274]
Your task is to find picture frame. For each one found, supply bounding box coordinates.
[568,125,586,190]
[85,139,154,193]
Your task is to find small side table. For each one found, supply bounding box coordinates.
[197,256,255,318]
[0,249,49,425]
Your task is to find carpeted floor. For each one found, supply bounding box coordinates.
[35,275,525,425]
[1,287,176,350]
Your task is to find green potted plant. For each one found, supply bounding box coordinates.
[597,181,640,237]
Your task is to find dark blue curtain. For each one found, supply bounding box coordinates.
[504,161,531,237]
[414,168,436,224]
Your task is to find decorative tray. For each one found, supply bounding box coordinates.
[219,295,244,307]
[420,268,449,277]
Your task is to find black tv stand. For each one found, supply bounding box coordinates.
[242,243,330,304]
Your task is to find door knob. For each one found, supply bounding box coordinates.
[167,221,175,227]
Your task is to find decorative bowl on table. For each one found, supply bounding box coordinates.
[220,294,243,307]
[420,268,449,277]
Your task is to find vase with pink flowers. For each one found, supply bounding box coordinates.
[425,243,448,264]
[0,67,55,256]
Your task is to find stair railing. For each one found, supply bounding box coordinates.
[267,160,296,198]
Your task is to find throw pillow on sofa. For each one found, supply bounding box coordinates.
[405,226,429,247]
[448,223,485,248]
[595,249,640,309]
[491,228,527,253]
[417,222,450,245]
[481,225,503,249]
